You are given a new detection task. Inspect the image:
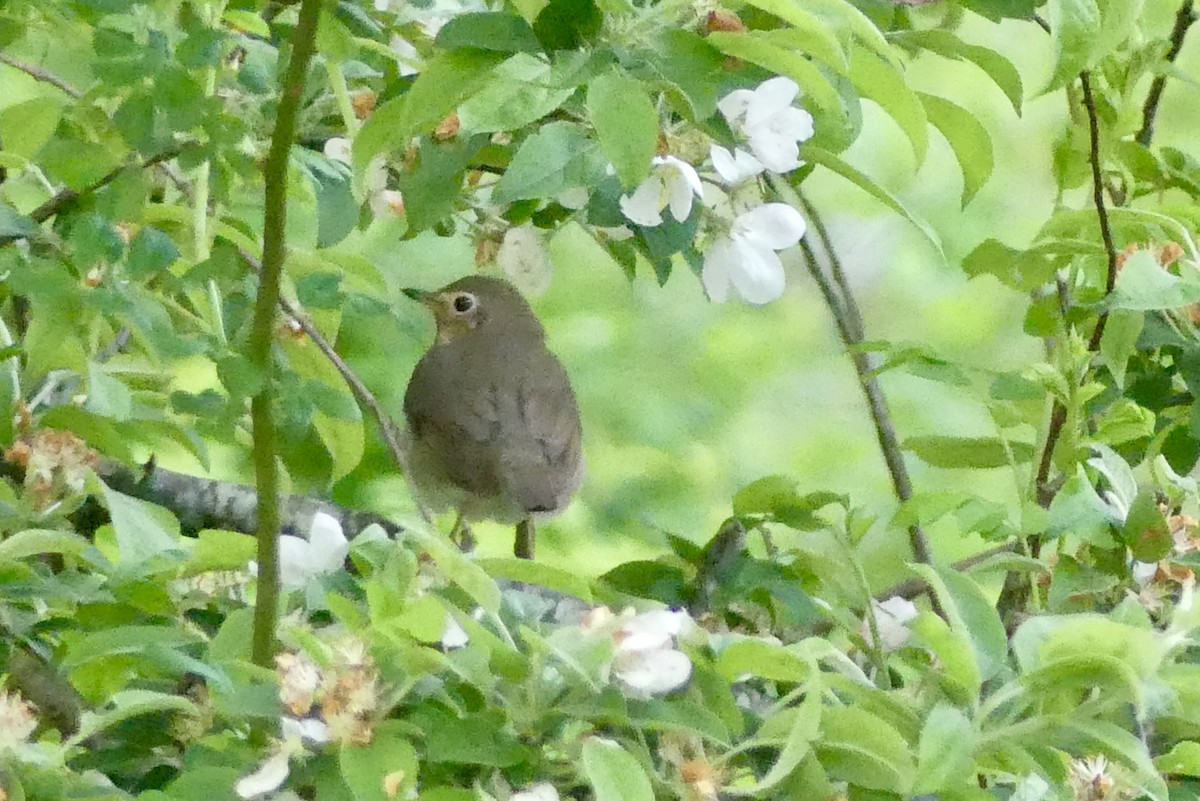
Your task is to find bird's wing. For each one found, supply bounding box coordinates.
[403,347,502,496]
[496,353,583,513]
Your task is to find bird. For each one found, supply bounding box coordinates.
[401,275,583,559]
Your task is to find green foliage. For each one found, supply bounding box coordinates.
[2,0,1200,799]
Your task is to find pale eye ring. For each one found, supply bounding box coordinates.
[452,293,476,314]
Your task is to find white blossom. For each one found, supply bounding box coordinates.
[710,144,765,185]
[610,609,693,697]
[235,718,329,799]
[702,203,806,305]
[511,783,561,801]
[862,596,918,653]
[717,77,814,174]
[442,613,469,649]
[619,156,704,227]
[0,690,37,750]
[277,512,350,591]
[323,137,402,218]
[496,224,553,296]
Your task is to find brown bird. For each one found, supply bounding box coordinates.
[402,275,583,559]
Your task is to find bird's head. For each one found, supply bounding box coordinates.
[404,275,545,345]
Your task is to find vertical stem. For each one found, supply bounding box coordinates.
[195,0,228,344]
[327,60,359,137]
[249,0,324,669]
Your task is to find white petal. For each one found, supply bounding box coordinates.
[614,648,693,696]
[664,172,696,223]
[323,138,352,164]
[442,613,469,649]
[619,177,665,227]
[701,237,739,303]
[511,783,560,801]
[717,88,755,127]
[236,751,291,799]
[745,76,800,130]
[308,513,350,573]
[281,716,331,744]
[736,203,807,251]
[726,237,786,305]
[769,106,815,144]
[746,131,802,174]
[1132,560,1159,586]
[655,155,704,197]
[710,145,763,185]
[278,536,315,590]
[876,596,918,624]
[497,224,553,296]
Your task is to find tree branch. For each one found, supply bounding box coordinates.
[1136,0,1197,147]
[0,53,83,98]
[779,178,937,573]
[249,0,323,669]
[26,145,193,226]
[1033,73,1122,502]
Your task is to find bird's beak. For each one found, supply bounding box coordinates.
[402,287,436,309]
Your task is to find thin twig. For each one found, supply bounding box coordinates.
[0,53,83,97]
[1082,72,1121,352]
[779,178,937,573]
[1136,0,1197,147]
[249,0,323,669]
[26,145,192,225]
[238,249,413,481]
[795,191,864,340]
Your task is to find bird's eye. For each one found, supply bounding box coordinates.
[452,293,476,313]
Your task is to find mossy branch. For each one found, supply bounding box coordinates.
[249,0,324,669]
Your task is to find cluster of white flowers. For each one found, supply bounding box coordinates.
[617,76,814,306]
[579,606,695,697]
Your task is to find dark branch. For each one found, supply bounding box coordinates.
[0,53,83,98]
[27,145,193,225]
[1136,0,1197,147]
[785,182,937,572]
[1082,72,1121,352]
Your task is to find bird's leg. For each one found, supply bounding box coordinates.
[449,513,476,554]
[515,518,535,559]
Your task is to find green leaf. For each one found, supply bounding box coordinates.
[705,32,845,131]
[1155,741,1200,776]
[909,612,981,701]
[899,31,1022,112]
[72,689,197,742]
[1099,309,1143,388]
[816,706,915,793]
[742,0,849,70]
[918,93,994,206]
[223,9,271,37]
[582,737,655,801]
[796,0,896,67]
[435,12,542,52]
[587,71,659,188]
[1056,719,1168,801]
[1044,0,1101,92]
[733,475,846,528]
[1121,490,1172,562]
[717,638,812,683]
[804,146,943,258]
[0,98,64,158]
[458,54,577,134]
[476,556,594,602]
[728,692,821,795]
[913,705,974,793]
[185,529,257,574]
[648,30,727,121]
[0,203,36,239]
[908,564,1007,681]
[63,625,204,668]
[1108,248,1200,310]
[340,722,419,801]
[532,0,602,50]
[492,121,604,202]
[408,527,502,615]
[0,529,90,562]
[353,48,506,177]
[903,435,1032,469]
[627,699,731,745]
[848,46,927,165]
[1093,398,1154,446]
[101,483,183,567]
